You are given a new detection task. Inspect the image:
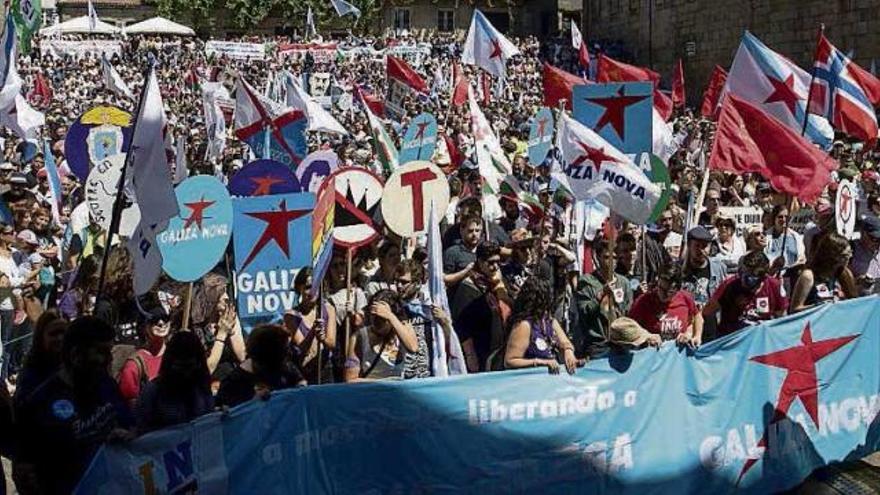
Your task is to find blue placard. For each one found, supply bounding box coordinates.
[573,82,653,156]
[228,160,301,197]
[232,193,315,324]
[64,106,134,182]
[399,112,438,164]
[78,297,880,495]
[156,176,233,282]
[527,107,554,166]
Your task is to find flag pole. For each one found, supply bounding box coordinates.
[96,61,153,301]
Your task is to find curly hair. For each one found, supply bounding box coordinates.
[509,277,553,329]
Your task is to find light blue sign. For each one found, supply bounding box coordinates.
[156,176,233,282]
[399,112,438,164]
[232,193,315,326]
[78,297,880,494]
[527,107,554,166]
[573,82,653,157]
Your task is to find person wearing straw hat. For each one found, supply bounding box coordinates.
[607,317,661,351]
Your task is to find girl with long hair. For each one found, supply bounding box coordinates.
[789,233,858,313]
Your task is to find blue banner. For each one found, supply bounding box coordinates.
[573,82,653,157]
[157,176,233,282]
[228,160,301,197]
[399,112,438,164]
[232,193,314,327]
[77,297,880,494]
[527,106,554,166]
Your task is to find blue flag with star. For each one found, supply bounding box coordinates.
[573,82,653,157]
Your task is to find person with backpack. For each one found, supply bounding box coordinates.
[117,307,172,408]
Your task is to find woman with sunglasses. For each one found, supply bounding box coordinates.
[702,251,786,338]
[118,307,173,409]
[629,265,703,348]
[713,215,746,272]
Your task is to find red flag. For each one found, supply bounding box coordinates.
[708,94,837,203]
[579,42,591,70]
[443,133,464,170]
[355,85,385,117]
[848,62,880,106]
[542,62,590,110]
[27,73,53,110]
[700,65,728,119]
[386,56,428,94]
[671,59,685,109]
[451,63,468,107]
[481,72,491,106]
[597,54,673,120]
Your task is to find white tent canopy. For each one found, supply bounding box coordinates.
[40,16,120,35]
[124,17,195,36]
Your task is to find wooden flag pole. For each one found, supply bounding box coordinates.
[180,282,194,330]
[343,246,354,358]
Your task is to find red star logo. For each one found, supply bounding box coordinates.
[840,186,853,220]
[240,200,310,270]
[584,86,649,140]
[250,176,285,196]
[413,119,430,141]
[763,74,802,116]
[571,141,620,173]
[488,39,503,59]
[182,196,216,230]
[738,322,859,482]
[536,118,549,137]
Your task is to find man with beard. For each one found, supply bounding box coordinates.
[395,259,452,379]
[14,316,134,494]
[216,324,306,408]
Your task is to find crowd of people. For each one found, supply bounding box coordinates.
[0,22,877,495]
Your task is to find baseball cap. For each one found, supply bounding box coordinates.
[687,226,713,242]
[17,229,39,246]
[9,172,27,186]
[859,213,880,239]
[0,162,14,171]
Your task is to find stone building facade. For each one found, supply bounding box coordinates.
[583,0,880,106]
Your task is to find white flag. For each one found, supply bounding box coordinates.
[87,0,98,32]
[202,81,227,163]
[0,94,44,140]
[127,221,166,296]
[651,107,678,163]
[467,84,510,193]
[571,19,583,50]
[174,134,187,184]
[461,10,520,78]
[427,202,467,376]
[129,67,179,228]
[329,0,361,18]
[285,72,347,134]
[554,113,660,225]
[0,15,23,112]
[101,54,133,100]
[306,7,317,39]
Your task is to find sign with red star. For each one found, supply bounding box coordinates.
[182,196,216,230]
[573,82,653,157]
[400,113,438,164]
[236,197,311,270]
[228,159,301,197]
[835,179,857,239]
[527,107,554,165]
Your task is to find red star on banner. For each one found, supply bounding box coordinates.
[182,196,216,230]
[584,86,649,140]
[738,322,859,482]
[536,118,549,137]
[240,200,310,270]
[763,74,801,116]
[571,141,620,173]
[840,186,853,220]
[488,39,503,59]
[250,176,285,196]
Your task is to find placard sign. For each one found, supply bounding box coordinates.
[381,161,450,237]
[399,113,438,164]
[836,179,857,239]
[157,176,233,282]
[527,107,554,166]
[65,105,133,181]
[330,167,384,248]
[84,154,140,237]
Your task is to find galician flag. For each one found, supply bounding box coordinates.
[461,10,520,78]
[42,139,63,224]
[468,84,510,193]
[555,112,661,225]
[358,85,398,173]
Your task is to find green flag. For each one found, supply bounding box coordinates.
[12,0,41,54]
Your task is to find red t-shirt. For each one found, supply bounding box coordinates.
[118,349,163,404]
[710,275,787,337]
[629,290,699,341]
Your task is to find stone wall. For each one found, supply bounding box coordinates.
[583,0,880,107]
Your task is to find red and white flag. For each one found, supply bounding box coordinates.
[462,9,520,78]
[571,20,590,69]
[555,113,660,225]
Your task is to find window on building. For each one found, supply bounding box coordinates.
[437,10,454,32]
[394,8,411,30]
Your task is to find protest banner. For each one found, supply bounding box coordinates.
[399,113,438,164]
[836,179,857,239]
[232,193,315,328]
[718,206,765,237]
[381,161,449,237]
[78,297,880,494]
[277,42,338,62]
[573,82,654,172]
[330,167,384,248]
[65,105,133,181]
[157,176,233,282]
[41,40,122,59]
[205,41,266,60]
[84,154,140,237]
[228,160,301,197]
[297,151,339,193]
[527,107,554,166]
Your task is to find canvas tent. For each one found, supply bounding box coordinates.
[40,16,120,35]
[124,17,195,36]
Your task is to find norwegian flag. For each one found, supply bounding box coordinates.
[809,33,880,143]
